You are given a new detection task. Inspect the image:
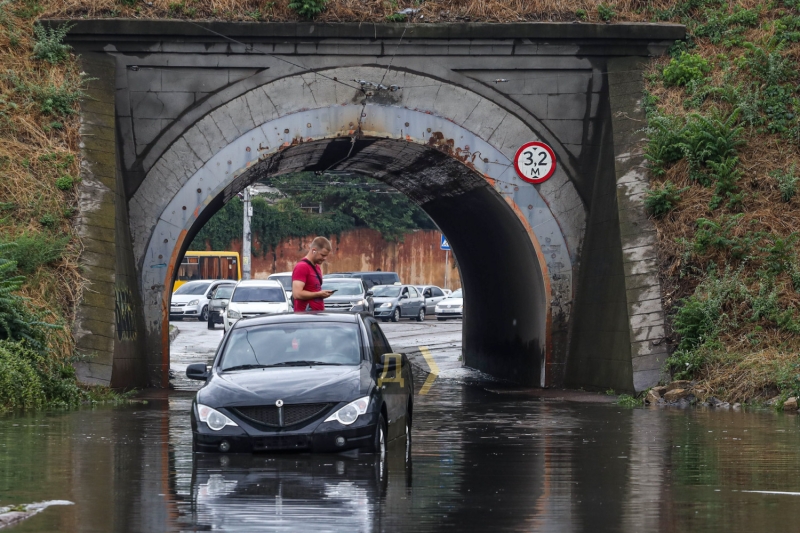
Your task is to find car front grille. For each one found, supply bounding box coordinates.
[172,303,186,307]
[326,303,351,309]
[231,403,332,428]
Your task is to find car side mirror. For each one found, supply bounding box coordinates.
[377,353,403,374]
[366,290,373,297]
[400,294,408,299]
[186,363,210,381]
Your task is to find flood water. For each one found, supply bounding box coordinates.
[2,376,800,532]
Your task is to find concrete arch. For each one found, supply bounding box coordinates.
[132,67,585,386]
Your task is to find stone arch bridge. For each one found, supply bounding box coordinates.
[59,20,683,392]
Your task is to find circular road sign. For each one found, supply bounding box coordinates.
[514,142,557,184]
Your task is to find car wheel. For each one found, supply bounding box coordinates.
[391,308,401,322]
[372,412,387,459]
[416,308,425,322]
[198,305,209,322]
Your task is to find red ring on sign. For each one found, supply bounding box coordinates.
[514,142,557,184]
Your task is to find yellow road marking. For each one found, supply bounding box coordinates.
[418,346,439,395]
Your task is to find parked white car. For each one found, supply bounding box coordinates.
[267,271,293,302]
[435,288,463,320]
[225,279,291,331]
[170,280,236,322]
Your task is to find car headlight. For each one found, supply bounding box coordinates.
[350,300,366,307]
[435,306,442,312]
[188,299,199,306]
[325,396,370,426]
[197,403,238,431]
[379,302,392,308]
[227,309,240,319]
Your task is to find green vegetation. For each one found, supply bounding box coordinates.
[645,181,687,217]
[639,1,800,401]
[288,0,326,19]
[32,22,71,64]
[189,172,435,253]
[616,394,641,407]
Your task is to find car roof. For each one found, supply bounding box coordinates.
[234,279,283,287]
[268,272,292,277]
[232,311,360,329]
[322,278,363,283]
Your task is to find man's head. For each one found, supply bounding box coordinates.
[308,236,332,265]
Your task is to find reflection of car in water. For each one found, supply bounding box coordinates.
[190,451,410,531]
[187,312,413,456]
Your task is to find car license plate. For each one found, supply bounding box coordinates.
[170,308,180,313]
[445,309,458,313]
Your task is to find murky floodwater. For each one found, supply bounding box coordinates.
[2,376,800,532]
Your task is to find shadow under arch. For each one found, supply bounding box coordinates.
[169,137,549,386]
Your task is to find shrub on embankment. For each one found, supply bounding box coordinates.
[0,3,116,411]
[2,0,799,404]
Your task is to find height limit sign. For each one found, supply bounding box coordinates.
[514,142,556,184]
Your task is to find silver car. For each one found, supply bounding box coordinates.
[321,278,374,314]
[415,285,448,315]
[207,284,234,329]
[372,284,426,322]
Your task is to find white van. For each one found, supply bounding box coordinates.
[225,279,291,331]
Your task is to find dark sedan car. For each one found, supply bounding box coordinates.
[186,312,413,456]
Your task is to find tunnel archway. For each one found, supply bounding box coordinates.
[133,67,584,388]
[181,137,549,386]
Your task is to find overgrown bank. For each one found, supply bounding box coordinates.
[2,0,800,406]
[0,3,117,411]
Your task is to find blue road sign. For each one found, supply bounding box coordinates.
[440,235,451,250]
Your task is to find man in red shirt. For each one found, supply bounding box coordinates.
[292,236,335,312]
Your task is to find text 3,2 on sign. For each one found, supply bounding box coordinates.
[513,142,556,184]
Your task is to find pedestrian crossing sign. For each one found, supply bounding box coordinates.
[440,235,451,250]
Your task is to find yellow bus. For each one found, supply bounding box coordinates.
[173,251,241,291]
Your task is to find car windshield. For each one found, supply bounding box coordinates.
[269,275,292,290]
[174,282,211,295]
[450,288,463,298]
[372,285,401,297]
[232,286,286,303]
[214,286,234,299]
[220,323,362,370]
[321,281,363,296]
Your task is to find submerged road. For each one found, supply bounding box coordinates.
[2,318,800,531]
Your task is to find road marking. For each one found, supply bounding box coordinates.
[418,346,439,395]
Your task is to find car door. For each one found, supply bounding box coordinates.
[429,287,445,313]
[407,286,423,315]
[398,286,410,317]
[368,319,406,439]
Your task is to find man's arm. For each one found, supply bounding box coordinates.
[292,279,333,301]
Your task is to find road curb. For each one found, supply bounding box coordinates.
[169,325,180,343]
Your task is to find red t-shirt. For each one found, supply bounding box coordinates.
[292,260,324,312]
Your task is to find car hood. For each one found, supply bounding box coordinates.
[439,297,463,305]
[326,295,365,304]
[172,294,207,303]
[200,364,366,406]
[229,301,287,312]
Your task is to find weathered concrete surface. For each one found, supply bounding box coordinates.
[72,53,117,386]
[60,21,683,391]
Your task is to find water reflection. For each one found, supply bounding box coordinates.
[2,382,800,532]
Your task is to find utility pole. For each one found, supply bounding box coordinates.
[242,186,252,280]
[444,249,449,290]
